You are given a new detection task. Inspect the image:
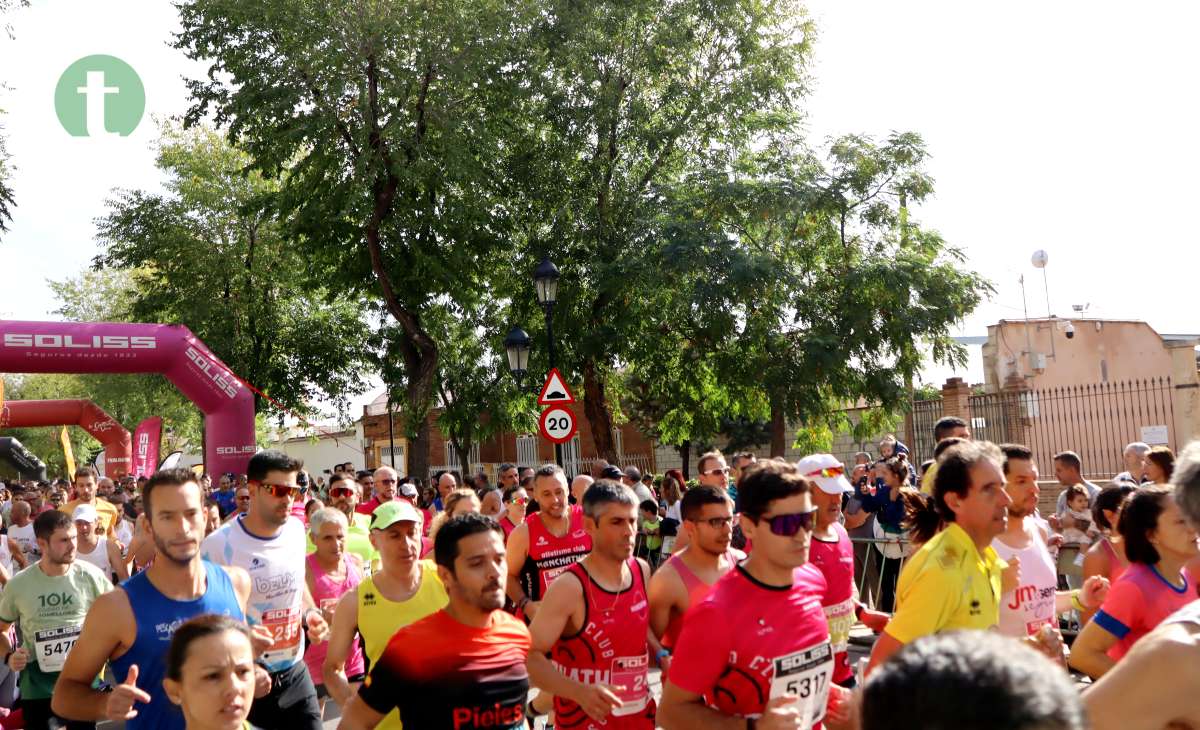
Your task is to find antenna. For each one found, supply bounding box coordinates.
[1031,250,1051,317]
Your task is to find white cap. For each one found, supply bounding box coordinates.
[72,504,98,523]
[796,454,854,495]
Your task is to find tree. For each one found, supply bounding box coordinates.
[0,0,29,238]
[174,0,538,479]
[94,123,371,417]
[503,0,814,462]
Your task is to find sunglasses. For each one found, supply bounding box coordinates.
[702,467,731,476]
[762,508,819,537]
[510,496,529,506]
[804,466,845,479]
[257,483,301,499]
[330,487,354,498]
[699,516,734,529]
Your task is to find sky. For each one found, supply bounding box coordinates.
[1,0,1198,416]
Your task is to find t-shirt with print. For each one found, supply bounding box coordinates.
[201,515,308,671]
[0,560,112,699]
[1092,562,1194,661]
[359,609,531,729]
[670,564,834,729]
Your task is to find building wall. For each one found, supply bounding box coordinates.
[983,319,1175,392]
[269,430,365,475]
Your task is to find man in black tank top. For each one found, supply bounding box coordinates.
[1084,440,1200,730]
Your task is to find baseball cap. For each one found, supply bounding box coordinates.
[796,454,853,495]
[72,504,99,523]
[600,465,623,480]
[369,500,423,530]
[399,483,419,498]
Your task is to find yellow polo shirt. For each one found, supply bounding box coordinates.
[885,521,1006,643]
[920,462,937,494]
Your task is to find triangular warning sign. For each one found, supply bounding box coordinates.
[537,368,575,406]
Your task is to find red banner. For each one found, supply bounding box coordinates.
[133,417,163,478]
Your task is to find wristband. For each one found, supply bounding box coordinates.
[303,607,321,625]
[1070,590,1087,612]
[656,648,671,665]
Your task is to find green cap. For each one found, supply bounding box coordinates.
[369,499,423,530]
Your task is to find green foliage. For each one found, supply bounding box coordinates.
[94,122,371,417]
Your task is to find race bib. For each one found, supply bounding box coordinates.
[770,641,833,729]
[261,607,302,663]
[610,654,649,716]
[319,597,339,614]
[35,624,81,673]
[823,599,855,655]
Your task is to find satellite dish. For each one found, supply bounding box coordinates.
[1031,250,1049,268]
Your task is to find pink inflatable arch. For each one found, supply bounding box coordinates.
[0,321,256,476]
[0,399,133,478]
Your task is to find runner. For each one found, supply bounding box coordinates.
[1068,486,1198,678]
[7,499,38,562]
[866,441,1010,675]
[59,468,121,539]
[506,464,592,621]
[51,468,258,730]
[341,513,531,729]
[527,481,656,729]
[0,510,112,730]
[313,472,379,571]
[304,508,364,718]
[991,444,1107,650]
[648,484,743,677]
[673,451,731,551]
[498,483,528,542]
[163,615,259,730]
[659,460,850,730]
[72,504,128,583]
[800,454,890,688]
[356,467,401,516]
[1083,440,1200,730]
[323,500,448,730]
[200,450,329,730]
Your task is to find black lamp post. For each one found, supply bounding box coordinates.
[503,326,532,390]
[505,257,564,467]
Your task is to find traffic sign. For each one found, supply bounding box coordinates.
[537,368,575,406]
[539,406,577,444]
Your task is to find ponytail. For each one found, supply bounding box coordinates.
[903,490,942,548]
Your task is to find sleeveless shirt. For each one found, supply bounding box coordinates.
[304,553,364,682]
[551,559,655,729]
[111,560,244,730]
[77,536,113,579]
[660,548,741,649]
[992,529,1058,638]
[522,504,592,600]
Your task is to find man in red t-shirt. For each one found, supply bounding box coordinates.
[659,460,852,730]
[342,512,531,729]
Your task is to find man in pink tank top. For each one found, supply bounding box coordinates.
[648,485,743,677]
[527,480,656,729]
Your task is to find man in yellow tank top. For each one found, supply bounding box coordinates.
[324,501,448,727]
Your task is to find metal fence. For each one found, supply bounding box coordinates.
[906,377,1175,479]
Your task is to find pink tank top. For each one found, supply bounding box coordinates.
[1100,538,1128,583]
[303,553,365,681]
[661,549,740,649]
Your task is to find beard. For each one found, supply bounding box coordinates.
[153,532,198,566]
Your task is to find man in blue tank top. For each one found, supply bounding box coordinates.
[52,468,261,730]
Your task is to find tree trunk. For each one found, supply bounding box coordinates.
[769,399,787,458]
[678,439,691,480]
[582,359,618,463]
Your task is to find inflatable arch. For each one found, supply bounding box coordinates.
[0,436,47,481]
[0,321,256,477]
[0,399,133,478]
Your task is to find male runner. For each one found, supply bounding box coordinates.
[506,464,593,620]
[659,461,850,730]
[867,441,1010,675]
[201,450,329,730]
[648,485,743,676]
[6,499,35,562]
[991,444,1106,648]
[72,504,128,583]
[673,451,733,551]
[342,513,531,729]
[60,468,120,538]
[0,510,112,730]
[527,481,656,729]
[52,468,260,730]
[1083,439,1200,730]
[324,500,448,730]
[801,454,889,688]
[313,472,379,570]
[356,467,401,516]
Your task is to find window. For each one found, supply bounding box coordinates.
[443,442,479,472]
[516,435,538,467]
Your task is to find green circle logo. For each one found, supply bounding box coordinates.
[54,55,145,137]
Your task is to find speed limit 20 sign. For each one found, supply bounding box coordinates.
[539,406,577,444]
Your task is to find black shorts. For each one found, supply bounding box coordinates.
[314,672,365,700]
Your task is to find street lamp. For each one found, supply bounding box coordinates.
[534,257,560,308]
[504,326,531,388]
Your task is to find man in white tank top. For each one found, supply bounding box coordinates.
[992,445,1107,648]
[72,504,128,582]
[7,499,38,563]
